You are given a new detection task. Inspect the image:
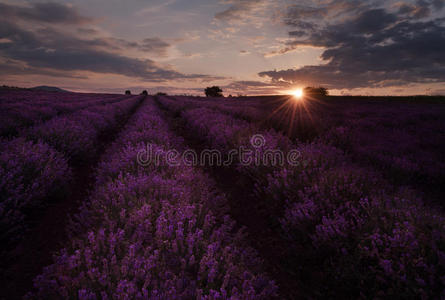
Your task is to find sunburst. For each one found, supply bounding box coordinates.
[291,89,304,99]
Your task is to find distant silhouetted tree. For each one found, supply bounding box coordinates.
[205,86,223,97]
[319,87,328,96]
[125,90,131,95]
[141,90,148,95]
[304,87,328,97]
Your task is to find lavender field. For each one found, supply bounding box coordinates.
[1,90,444,299]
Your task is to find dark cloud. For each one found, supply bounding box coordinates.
[0,20,219,82]
[433,0,445,9]
[260,0,445,89]
[0,1,221,83]
[0,2,92,24]
[284,5,326,21]
[353,8,397,32]
[77,28,99,35]
[214,0,267,22]
[288,30,307,37]
[283,0,369,27]
[138,38,171,56]
[395,1,431,18]
[215,0,257,21]
[82,37,171,57]
[0,59,87,79]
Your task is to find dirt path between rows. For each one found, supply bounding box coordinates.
[0,96,146,300]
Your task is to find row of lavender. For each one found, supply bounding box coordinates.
[25,95,142,162]
[157,96,445,298]
[0,95,143,251]
[0,90,116,105]
[0,90,130,137]
[189,95,445,204]
[319,101,445,201]
[165,96,265,123]
[29,98,277,299]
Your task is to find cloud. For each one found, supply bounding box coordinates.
[0,58,87,79]
[0,14,219,82]
[136,0,177,16]
[0,2,93,24]
[77,28,99,35]
[282,0,368,26]
[215,0,261,21]
[214,0,275,27]
[223,80,290,95]
[259,0,445,89]
[138,38,171,56]
[432,88,445,95]
[77,36,172,57]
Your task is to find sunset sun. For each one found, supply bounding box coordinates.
[292,89,304,99]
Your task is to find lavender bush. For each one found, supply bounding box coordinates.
[29,99,277,299]
[27,97,142,161]
[3,91,443,298]
[0,138,71,248]
[157,96,445,298]
[0,90,134,137]
[0,95,142,253]
[189,95,445,203]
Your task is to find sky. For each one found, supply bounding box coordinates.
[0,0,444,96]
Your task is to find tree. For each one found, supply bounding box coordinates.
[303,87,328,97]
[205,86,223,97]
[125,90,131,95]
[141,90,148,95]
